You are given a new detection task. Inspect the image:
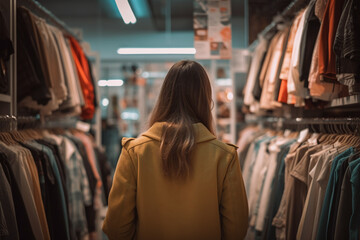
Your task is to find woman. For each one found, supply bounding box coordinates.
[102,60,248,240]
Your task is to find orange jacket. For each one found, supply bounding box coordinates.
[68,36,95,119]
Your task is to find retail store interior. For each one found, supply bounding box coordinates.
[1,0,360,239]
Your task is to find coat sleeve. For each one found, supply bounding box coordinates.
[220,149,249,240]
[102,147,137,240]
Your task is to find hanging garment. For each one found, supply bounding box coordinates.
[287,9,308,107]
[0,153,19,240]
[0,142,48,240]
[68,37,95,120]
[0,151,36,240]
[244,37,268,107]
[298,0,321,88]
[316,147,355,240]
[277,10,304,104]
[333,0,360,95]
[259,27,289,110]
[16,7,51,105]
[318,0,347,82]
[0,9,14,95]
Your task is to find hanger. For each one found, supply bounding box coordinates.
[345,122,353,135]
[0,132,17,145]
[29,129,43,139]
[318,123,330,142]
[9,130,26,142]
[0,133,10,144]
[19,130,34,141]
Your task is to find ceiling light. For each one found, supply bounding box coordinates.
[115,0,137,24]
[117,48,197,55]
[107,79,124,86]
[98,79,124,87]
[98,80,108,86]
[121,111,139,120]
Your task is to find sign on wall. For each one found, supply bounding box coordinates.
[194,0,232,59]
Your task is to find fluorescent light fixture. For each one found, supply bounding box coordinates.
[141,71,167,78]
[117,48,196,55]
[107,79,124,86]
[216,78,232,86]
[98,80,108,86]
[121,112,139,120]
[115,0,137,24]
[98,79,124,87]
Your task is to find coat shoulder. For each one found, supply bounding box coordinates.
[121,136,153,150]
[208,139,238,154]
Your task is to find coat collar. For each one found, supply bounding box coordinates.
[142,122,216,143]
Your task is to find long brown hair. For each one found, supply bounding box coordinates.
[149,60,214,179]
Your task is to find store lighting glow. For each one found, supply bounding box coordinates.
[227,92,234,101]
[98,79,124,87]
[141,71,167,78]
[117,48,197,55]
[107,79,124,86]
[142,72,150,78]
[115,0,137,24]
[121,112,139,120]
[216,78,232,86]
[101,98,109,107]
[98,80,108,86]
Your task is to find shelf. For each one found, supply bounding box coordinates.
[0,94,11,103]
[328,95,360,108]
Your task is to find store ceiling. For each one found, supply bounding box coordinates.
[36,0,291,62]
[37,0,244,31]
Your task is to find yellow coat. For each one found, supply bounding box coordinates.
[102,122,249,240]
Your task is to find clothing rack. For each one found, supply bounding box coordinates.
[16,116,93,134]
[16,116,42,129]
[247,117,360,135]
[283,117,360,125]
[1,0,101,142]
[0,115,17,131]
[17,0,79,40]
[248,0,310,49]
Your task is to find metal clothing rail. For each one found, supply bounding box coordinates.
[281,118,360,135]
[246,116,360,127]
[281,117,360,125]
[248,0,310,49]
[246,116,360,135]
[17,0,78,39]
[253,117,360,125]
[0,115,17,131]
[16,116,92,133]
